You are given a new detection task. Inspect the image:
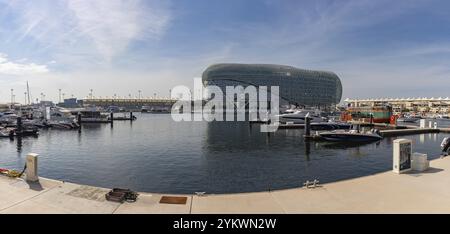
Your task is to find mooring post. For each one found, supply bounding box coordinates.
[77,113,82,132]
[130,112,133,121]
[77,113,82,124]
[304,114,311,141]
[110,112,114,127]
[17,116,22,134]
[26,153,39,182]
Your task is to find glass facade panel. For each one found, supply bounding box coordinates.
[202,63,343,107]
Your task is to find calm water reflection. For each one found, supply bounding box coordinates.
[0,113,448,194]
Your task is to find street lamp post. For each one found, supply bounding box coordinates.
[10,89,14,108]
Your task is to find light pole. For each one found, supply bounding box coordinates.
[90,89,93,100]
[59,89,62,103]
[138,90,142,100]
[24,92,27,105]
[10,89,13,108]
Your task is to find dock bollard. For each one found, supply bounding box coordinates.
[77,113,82,131]
[304,115,311,140]
[26,153,39,182]
[17,116,23,135]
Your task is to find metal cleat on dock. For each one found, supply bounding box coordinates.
[195,192,206,196]
[303,179,320,189]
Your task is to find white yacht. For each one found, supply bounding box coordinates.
[0,112,18,125]
[277,109,327,124]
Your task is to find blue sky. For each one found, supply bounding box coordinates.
[0,0,450,103]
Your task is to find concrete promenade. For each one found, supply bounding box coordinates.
[1,156,450,214]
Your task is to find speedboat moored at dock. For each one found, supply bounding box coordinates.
[319,129,383,142]
[277,110,327,124]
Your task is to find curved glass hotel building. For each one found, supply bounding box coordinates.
[202,63,343,108]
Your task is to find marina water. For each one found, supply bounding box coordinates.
[0,113,449,194]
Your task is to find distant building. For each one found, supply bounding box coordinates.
[345,97,450,114]
[0,103,10,112]
[39,101,54,107]
[58,98,82,108]
[202,63,343,109]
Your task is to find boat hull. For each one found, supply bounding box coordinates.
[320,133,382,142]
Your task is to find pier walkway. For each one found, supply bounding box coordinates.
[1,156,450,214]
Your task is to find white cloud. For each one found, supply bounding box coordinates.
[68,0,171,61]
[0,53,49,75]
[2,0,171,62]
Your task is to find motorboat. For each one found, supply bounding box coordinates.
[47,108,80,129]
[319,129,383,142]
[69,107,110,123]
[0,127,14,138]
[310,122,352,130]
[436,114,450,120]
[277,110,327,124]
[16,127,39,137]
[142,106,170,113]
[397,116,421,123]
[0,126,38,138]
[0,112,18,125]
[141,106,150,113]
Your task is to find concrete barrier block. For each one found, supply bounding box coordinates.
[26,153,39,182]
[412,162,429,172]
[412,153,429,172]
[413,152,427,162]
